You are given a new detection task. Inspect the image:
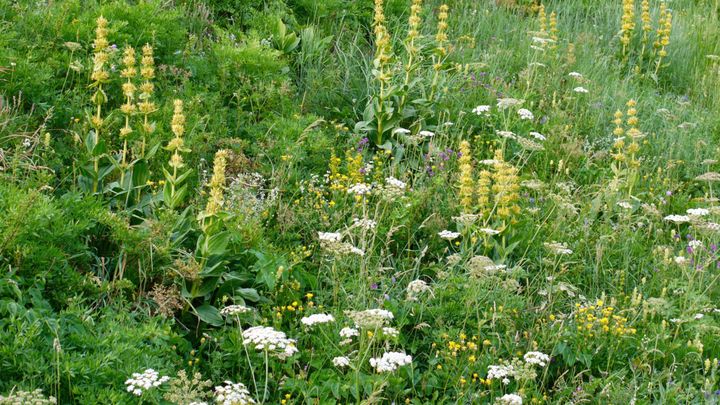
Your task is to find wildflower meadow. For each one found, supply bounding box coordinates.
[1,0,719,403]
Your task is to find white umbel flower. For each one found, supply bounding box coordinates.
[523,351,550,367]
[125,369,170,396]
[438,230,460,240]
[301,313,335,327]
[664,214,690,223]
[332,356,351,368]
[242,326,298,360]
[517,108,534,120]
[573,86,589,93]
[214,381,256,405]
[496,393,523,405]
[221,305,252,316]
[369,351,412,373]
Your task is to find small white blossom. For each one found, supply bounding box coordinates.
[529,131,546,141]
[438,230,461,240]
[664,214,691,223]
[125,369,170,396]
[496,393,523,405]
[687,208,709,217]
[523,351,550,367]
[214,381,256,405]
[573,86,589,93]
[472,105,491,115]
[221,305,253,316]
[301,313,335,327]
[347,183,372,195]
[332,356,351,368]
[369,351,412,373]
[418,130,435,138]
[518,108,534,120]
[339,327,359,338]
[242,326,298,360]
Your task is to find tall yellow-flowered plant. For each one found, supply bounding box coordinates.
[620,0,635,56]
[89,16,110,193]
[491,150,521,222]
[119,46,137,183]
[138,44,156,156]
[163,100,192,209]
[199,149,229,232]
[458,141,475,212]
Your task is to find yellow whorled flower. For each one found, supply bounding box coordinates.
[91,16,110,86]
[654,7,672,74]
[620,0,635,52]
[435,4,450,56]
[167,100,190,169]
[491,150,520,220]
[138,44,156,152]
[477,169,492,217]
[549,11,558,44]
[204,149,229,216]
[538,4,547,35]
[407,0,422,43]
[345,150,364,185]
[457,141,474,212]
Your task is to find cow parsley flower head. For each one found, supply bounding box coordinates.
[369,351,412,372]
[353,218,377,230]
[347,308,394,329]
[472,105,491,115]
[664,214,690,223]
[544,241,573,255]
[487,364,515,383]
[418,130,435,138]
[347,183,372,195]
[517,108,534,120]
[214,381,256,405]
[529,131,546,141]
[496,393,523,405]
[339,327,360,338]
[568,71,583,78]
[438,230,461,240]
[242,326,298,360]
[318,232,342,242]
[332,356,351,368]
[221,305,253,317]
[573,86,589,93]
[496,98,524,109]
[125,369,170,396]
[406,279,433,301]
[301,313,335,327]
[523,351,550,367]
[687,208,709,217]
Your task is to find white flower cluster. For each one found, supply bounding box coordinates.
[529,131,546,141]
[347,183,372,195]
[339,327,359,338]
[380,177,407,200]
[496,393,523,405]
[487,364,515,385]
[687,208,709,217]
[418,130,434,138]
[517,108,534,120]
[242,326,298,359]
[479,228,501,235]
[318,231,364,256]
[214,381,256,405]
[381,327,400,338]
[472,105,491,116]
[347,308,394,329]
[369,351,412,373]
[523,351,550,367]
[664,214,690,223]
[573,86,589,94]
[220,305,252,316]
[125,368,170,396]
[497,98,524,109]
[301,313,335,327]
[332,356,351,368]
[353,218,377,230]
[438,230,460,240]
[544,241,573,255]
[406,279,432,301]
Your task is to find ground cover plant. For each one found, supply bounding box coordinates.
[1,0,720,403]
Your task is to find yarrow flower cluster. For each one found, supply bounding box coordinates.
[687,208,709,217]
[496,393,523,405]
[125,369,170,396]
[438,230,460,240]
[369,351,412,373]
[487,364,515,385]
[242,326,298,359]
[214,381,256,405]
[221,305,253,317]
[406,279,433,301]
[347,183,372,195]
[332,356,351,368]
[544,241,573,255]
[664,214,690,224]
[300,313,335,327]
[472,105,491,116]
[347,308,394,329]
[523,351,551,367]
[517,108,534,120]
[353,218,377,230]
[318,231,364,256]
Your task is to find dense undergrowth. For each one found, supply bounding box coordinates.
[1,0,720,403]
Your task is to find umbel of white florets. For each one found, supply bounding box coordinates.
[242,326,298,360]
[406,279,433,301]
[523,351,550,367]
[369,351,412,373]
[220,304,253,317]
[214,380,256,405]
[346,308,394,329]
[332,356,351,368]
[125,368,170,396]
[300,313,335,327]
[318,231,365,256]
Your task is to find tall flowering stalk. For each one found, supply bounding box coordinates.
[119,46,137,183]
[371,0,393,146]
[199,149,229,232]
[654,6,672,75]
[162,100,192,209]
[458,141,475,212]
[429,4,450,101]
[398,0,423,112]
[620,0,635,57]
[491,150,521,222]
[138,44,156,157]
[89,16,110,193]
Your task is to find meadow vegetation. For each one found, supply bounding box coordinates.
[1,0,720,403]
